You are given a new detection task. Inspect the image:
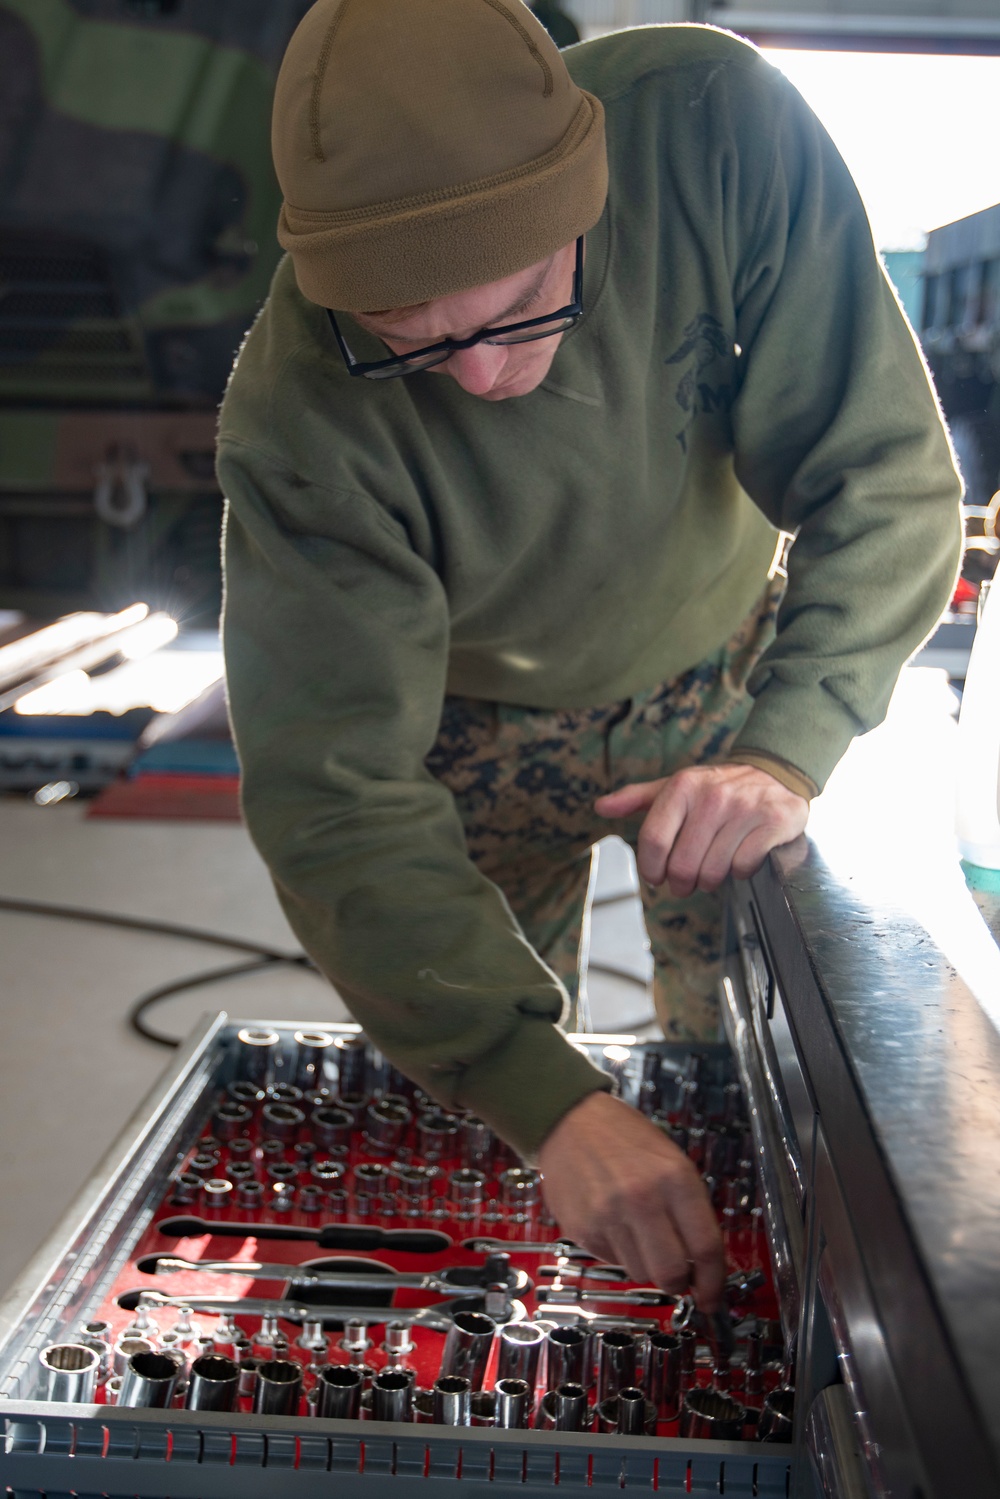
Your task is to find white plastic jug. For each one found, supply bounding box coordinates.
[956,576,1000,871]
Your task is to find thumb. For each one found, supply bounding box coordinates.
[594,779,666,818]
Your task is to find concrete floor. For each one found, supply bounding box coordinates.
[0,799,651,1296]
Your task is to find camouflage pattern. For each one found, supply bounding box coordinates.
[426,577,784,1040]
[0,0,310,619]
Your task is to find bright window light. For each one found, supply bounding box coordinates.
[762,49,1000,249]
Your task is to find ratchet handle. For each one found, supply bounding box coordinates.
[316,1225,452,1253]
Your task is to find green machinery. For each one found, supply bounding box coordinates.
[0,0,311,623]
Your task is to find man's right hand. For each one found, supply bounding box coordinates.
[536,1091,725,1312]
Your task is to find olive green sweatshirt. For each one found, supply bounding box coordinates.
[219,26,962,1160]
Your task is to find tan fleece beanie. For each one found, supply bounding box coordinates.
[272,0,607,310]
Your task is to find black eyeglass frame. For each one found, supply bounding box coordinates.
[327,235,584,379]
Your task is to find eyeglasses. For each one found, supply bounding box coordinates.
[327,236,584,380]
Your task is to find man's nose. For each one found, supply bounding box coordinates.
[440,341,508,395]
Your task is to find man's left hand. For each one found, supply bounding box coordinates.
[595,764,808,897]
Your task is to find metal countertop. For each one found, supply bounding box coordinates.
[750,667,1000,1478]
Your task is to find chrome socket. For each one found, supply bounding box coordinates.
[460,1116,494,1171]
[185,1354,240,1411]
[679,1386,748,1439]
[545,1324,590,1389]
[113,1336,155,1378]
[597,1388,657,1435]
[38,1343,99,1403]
[237,1179,265,1210]
[439,1310,496,1391]
[371,1369,414,1422]
[596,1328,639,1401]
[213,1101,252,1141]
[261,1101,305,1143]
[333,1035,368,1096]
[253,1358,303,1415]
[647,1330,682,1418]
[497,1322,546,1392]
[470,1390,496,1426]
[539,1382,591,1431]
[316,1363,363,1419]
[171,1172,204,1205]
[392,1164,435,1217]
[227,1080,265,1107]
[202,1178,235,1214]
[313,1106,354,1151]
[235,1027,280,1086]
[383,1321,416,1363]
[364,1097,412,1155]
[294,1029,336,1092]
[311,1156,347,1186]
[449,1168,486,1220]
[118,1350,180,1409]
[416,1111,460,1165]
[353,1162,390,1216]
[758,1385,795,1442]
[432,1374,471,1426]
[498,1167,541,1221]
[493,1377,530,1429]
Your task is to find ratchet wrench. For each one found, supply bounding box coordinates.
[138,1254,531,1296]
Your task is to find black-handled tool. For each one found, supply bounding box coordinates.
[156,1214,451,1253]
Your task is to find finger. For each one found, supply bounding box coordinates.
[594,779,666,819]
[663,1177,725,1312]
[730,804,808,879]
[620,1215,691,1296]
[635,786,690,886]
[662,804,722,898]
[695,815,760,893]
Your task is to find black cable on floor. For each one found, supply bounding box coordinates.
[0,895,320,1049]
[128,956,289,1048]
[0,894,313,964]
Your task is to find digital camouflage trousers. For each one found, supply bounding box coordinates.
[425,577,784,1041]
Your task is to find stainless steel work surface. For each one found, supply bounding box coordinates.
[749,666,1000,1491]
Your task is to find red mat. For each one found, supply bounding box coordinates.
[88,773,242,821]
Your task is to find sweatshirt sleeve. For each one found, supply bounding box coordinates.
[219,438,610,1160]
[727,73,964,790]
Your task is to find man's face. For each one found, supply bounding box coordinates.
[353,240,577,401]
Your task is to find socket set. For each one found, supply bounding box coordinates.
[9,1022,792,1449]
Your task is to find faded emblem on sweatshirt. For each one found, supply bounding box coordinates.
[665,313,732,451]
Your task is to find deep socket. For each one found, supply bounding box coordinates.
[253,1359,303,1415]
[646,1330,682,1418]
[597,1328,639,1400]
[118,1350,179,1408]
[316,1363,363,1419]
[497,1322,546,1391]
[545,1324,589,1389]
[184,1354,240,1411]
[294,1029,335,1091]
[334,1035,368,1096]
[439,1310,496,1391]
[235,1027,280,1085]
[38,1344,99,1403]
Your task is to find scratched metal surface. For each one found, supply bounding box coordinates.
[757,668,1000,1482]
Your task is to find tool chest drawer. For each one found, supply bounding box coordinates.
[0,1014,794,1499]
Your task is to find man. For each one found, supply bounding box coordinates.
[219,0,962,1308]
